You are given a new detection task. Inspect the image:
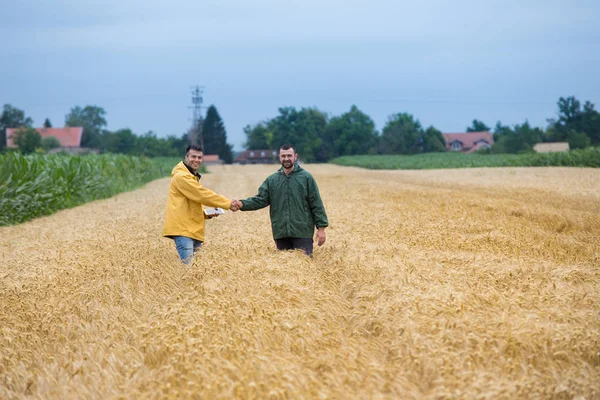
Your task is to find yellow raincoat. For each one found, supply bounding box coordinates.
[162,162,231,242]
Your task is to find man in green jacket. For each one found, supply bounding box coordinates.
[233,144,328,256]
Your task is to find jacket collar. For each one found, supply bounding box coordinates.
[184,162,202,179]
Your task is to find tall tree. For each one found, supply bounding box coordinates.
[422,126,446,152]
[493,121,512,142]
[548,96,600,145]
[514,121,544,150]
[244,123,272,150]
[202,105,233,163]
[43,118,52,128]
[557,96,581,123]
[269,107,327,162]
[65,105,107,148]
[580,101,600,145]
[0,104,33,150]
[380,113,423,154]
[466,119,491,132]
[322,105,377,161]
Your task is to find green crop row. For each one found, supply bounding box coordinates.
[0,153,180,226]
[329,147,600,170]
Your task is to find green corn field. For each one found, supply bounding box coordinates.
[0,153,178,226]
[330,147,600,170]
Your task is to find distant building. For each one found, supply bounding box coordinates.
[533,142,569,153]
[203,154,224,165]
[6,127,84,152]
[234,149,278,164]
[441,131,494,153]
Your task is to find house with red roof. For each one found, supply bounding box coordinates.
[234,149,278,164]
[202,154,224,165]
[6,127,84,151]
[441,131,494,153]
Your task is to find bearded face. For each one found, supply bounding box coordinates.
[279,148,297,169]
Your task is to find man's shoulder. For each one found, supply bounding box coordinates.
[172,169,189,179]
[295,167,314,179]
[172,167,198,183]
[171,162,188,176]
[266,170,283,181]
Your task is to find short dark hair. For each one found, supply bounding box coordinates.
[280,144,296,153]
[186,144,203,155]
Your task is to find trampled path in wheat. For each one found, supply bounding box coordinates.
[1,165,599,399]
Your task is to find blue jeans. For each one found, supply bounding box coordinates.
[173,236,203,265]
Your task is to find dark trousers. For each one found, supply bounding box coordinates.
[275,237,314,256]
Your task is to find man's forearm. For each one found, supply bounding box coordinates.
[240,198,264,211]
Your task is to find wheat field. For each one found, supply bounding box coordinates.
[1,164,599,399]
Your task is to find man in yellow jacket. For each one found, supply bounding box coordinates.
[162,145,239,264]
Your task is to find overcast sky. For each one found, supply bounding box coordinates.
[2,0,599,150]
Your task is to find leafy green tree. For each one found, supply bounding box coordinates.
[491,137,507,153]
[380,113,423,154]
[65,105,107,148]
[41,136,61,151]
[43,118,52,128]
[322,105,377,160]
[0,104,33,150]
[114,129,137,154]
[99,128,191,157]
[466,119,491,132]
[579,101,600,145]
[492,121,543,153]
[567,131,591,149]
[244,123,272,150]
[202,105,234,163]
[135,131,164,157]
[422,126,446,152]
[548,96,600,145]
[101,129,137,154]
[11,127,41,154]
[167,134,190,157]
[268,107,327,162]
[557,96,581,123]
[492,121,513,142]
[515,121,544,149]
[98,130,115,153]
[492,134,516,154]
[584,103,600,143]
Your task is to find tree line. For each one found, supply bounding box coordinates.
[2,95,599,162]
[244,106,445,162]
[243,96,600,162]
[0,104,233,162]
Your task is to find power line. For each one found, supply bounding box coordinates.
[188,85,204,147]
[18,88,596,110]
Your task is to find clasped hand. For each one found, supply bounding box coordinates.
[229,199,243,212]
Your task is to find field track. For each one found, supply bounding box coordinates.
[1,165,599,399]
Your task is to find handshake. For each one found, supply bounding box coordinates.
[205,199,243,219]
[229,199,244,212]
